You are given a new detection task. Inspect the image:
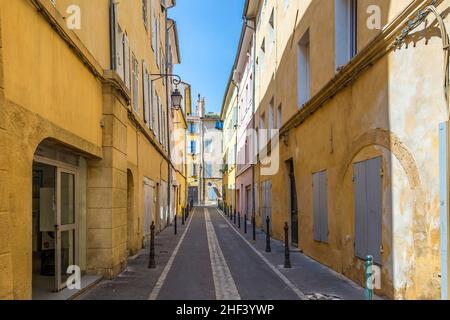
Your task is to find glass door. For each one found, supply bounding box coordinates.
[55,168,77,291]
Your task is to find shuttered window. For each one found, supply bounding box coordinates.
[150,0,156,52]
[142,0,148,31]
[156,94,160,140]
[123,34,131,90]
[110,2,125,81]
[353,157,382,265]
[151,86,157,132]
[148,75,153,130]
[143,63,149,123]
[313,170,328,243]
[132,54,139,112]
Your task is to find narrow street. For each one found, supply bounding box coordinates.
[81,207,369,301]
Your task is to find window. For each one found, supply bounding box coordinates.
[335,0,357,70]
[277,105,282,129]
[188,140,197,154]
[191,164,197,177]
[148,76,153,130]
[124,34,131,90]
[268,9,275,54]
[205,162,213,178]
[132,53,139,112]
[353,157,382,265]
[260,38,266,77]
[110,2,125,82]
[298,30,310,108]
[215,121,223,130]
[313,170,328,243]
[151,86,157,132]
[143,63,150,123]
[155,93,160,139]
[188,122,198,134]
[142,0,148,30]
[150,1,156,51]
[205,139,213,153]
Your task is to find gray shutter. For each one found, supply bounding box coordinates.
[353,161,368,260]
[123,34,130,89]
[143,64,149,123]
[116,25,124,81]
[151,1,156,51]
[152,86,157,132]
[319,171,328,243]
[366,157,382,265]
[313,173,321,241]
[148,75,153,129]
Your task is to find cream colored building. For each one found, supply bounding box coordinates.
[0,0,186,299]
[221,78,238,212]
[240,0,450,299]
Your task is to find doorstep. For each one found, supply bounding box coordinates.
[33,275,103,300]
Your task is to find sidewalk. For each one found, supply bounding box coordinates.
[78,214,192,300]
[217,208,382,300]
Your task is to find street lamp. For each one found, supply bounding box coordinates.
[150,73,183,110]
[171,87,183,110]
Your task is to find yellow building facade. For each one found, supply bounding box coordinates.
[0,0,185,299]
[243,0,450,299]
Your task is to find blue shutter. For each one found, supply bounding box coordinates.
[366,157,382,265]
[354,161,368,260]
[313,173,321,241]
[319,171,328,243]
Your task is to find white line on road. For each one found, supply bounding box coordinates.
[216,208,307,300]
[204,208,241,300]
[148,210,195,300]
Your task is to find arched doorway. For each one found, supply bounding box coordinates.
[32,140,85,298]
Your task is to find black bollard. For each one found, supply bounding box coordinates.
[265,216,271,253]
[234,210,237,224]
[182,207,185,225]
[174,213,177,235]
[284,222,291,268]
[148,222,156,269]
[230,206,233,221]
[238,212,241,229]
[252,215,256,241]
[244,214,247,234]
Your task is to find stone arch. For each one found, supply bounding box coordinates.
[336,128,426,296]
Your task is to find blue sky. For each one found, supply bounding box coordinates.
[170,0,244,114]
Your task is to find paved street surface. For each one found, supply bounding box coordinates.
[80,206,372,300]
